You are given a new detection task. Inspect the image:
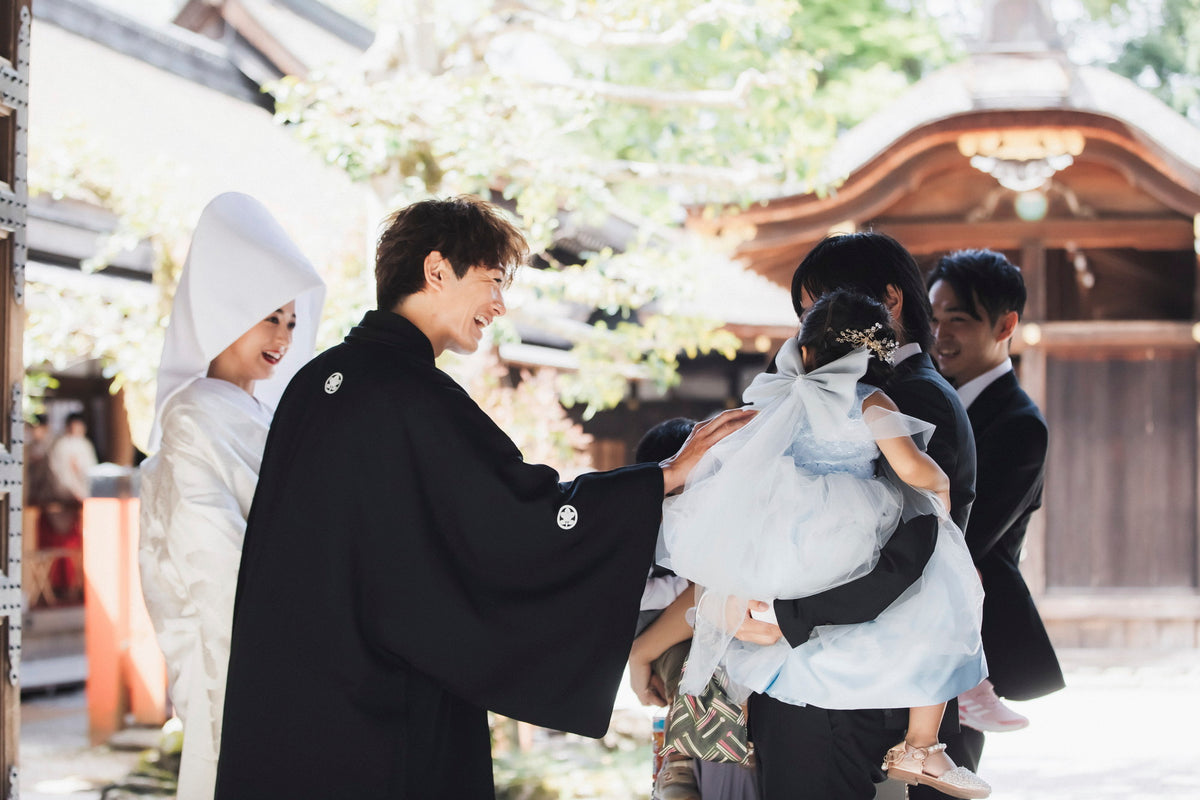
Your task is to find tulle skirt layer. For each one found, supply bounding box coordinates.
[761,511,987,709]
[659,436,906,701]
[661,459,902,602]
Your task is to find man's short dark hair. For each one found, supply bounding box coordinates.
[66,412,86,427]
[635,418,696,464]
[791,232,934,352]
[926,249,1027,324]
[375,196,528,311]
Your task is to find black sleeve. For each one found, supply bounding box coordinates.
[356,378,665,737]
[773,513,939,646]
[966,414,1046,561]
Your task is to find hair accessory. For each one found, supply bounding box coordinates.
[834,322,898,364]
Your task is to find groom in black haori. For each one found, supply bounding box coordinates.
[214,196,752,799]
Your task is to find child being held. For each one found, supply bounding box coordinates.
[658,290,990,799]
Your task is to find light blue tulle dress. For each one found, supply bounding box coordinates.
[658,340,986,710]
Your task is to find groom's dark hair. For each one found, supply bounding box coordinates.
[375,195,528,312]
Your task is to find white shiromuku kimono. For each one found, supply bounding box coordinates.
[138,192,324,799]
[139,380,271,791]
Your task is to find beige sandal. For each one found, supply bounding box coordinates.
[883,740,992,799]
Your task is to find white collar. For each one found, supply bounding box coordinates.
[956,359,1013,409]
[892,342,923,366]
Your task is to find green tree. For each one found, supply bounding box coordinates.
[1079,0,1200,121]
[273,0,951,418]
[27,0,951,458]
[27,129,196,446]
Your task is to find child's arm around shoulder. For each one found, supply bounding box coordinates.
[862,390,951,511]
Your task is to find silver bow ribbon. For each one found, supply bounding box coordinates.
[741,339,870,441]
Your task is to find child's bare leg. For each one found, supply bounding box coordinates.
[906,704,955,775]
[906,703,944,746]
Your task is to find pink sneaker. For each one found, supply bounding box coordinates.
[958,679,1029,732]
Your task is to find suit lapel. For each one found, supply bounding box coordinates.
[966,370,1018,432]
[891,351,932,383]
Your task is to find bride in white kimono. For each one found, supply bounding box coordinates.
[139,192,325,799]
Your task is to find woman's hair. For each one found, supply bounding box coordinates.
[375,195,528,311]
[791,232,934,352]
[797,290,896,387]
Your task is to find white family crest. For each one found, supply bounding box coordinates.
[324,372,344,394]
[557,504,579,530]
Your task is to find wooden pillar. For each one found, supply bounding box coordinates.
[1194,217,1200,592]
[1195,335,1200,593]
[1018,238,1050,597]
[1192,215,1200,321]
[1020,238,1046,322]
[1019,347,1048,598]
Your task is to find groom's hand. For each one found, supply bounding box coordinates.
[734,600,782,645]
[660,408,756,495]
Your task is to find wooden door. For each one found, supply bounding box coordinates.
[0,0,29,794]
[1044,345,1199,590]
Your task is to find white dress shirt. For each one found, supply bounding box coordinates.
[955,358,1013,410]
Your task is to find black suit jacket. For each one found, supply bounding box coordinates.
[965,370,1064,700]
[773,351,977,645]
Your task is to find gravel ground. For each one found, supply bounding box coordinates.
[17,648,1200,799]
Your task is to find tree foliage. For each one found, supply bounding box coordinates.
[273,0,951,418]
[1079,0,1200,120]
[26,0,951,458]
[27,129,196,446]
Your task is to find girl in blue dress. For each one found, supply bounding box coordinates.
[659,290,990,799]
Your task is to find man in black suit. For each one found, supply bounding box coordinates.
[921,249,1065,795]
[749,232,980,799]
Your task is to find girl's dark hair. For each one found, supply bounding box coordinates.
[797,290,896,387]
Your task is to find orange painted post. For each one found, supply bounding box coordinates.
[83,491,167,745]
[123,495,167,725]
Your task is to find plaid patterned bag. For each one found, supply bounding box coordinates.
[661,665,754,766]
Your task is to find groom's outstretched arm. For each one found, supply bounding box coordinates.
[772,514,938,647]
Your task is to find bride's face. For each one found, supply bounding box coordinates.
[217,301,297,386]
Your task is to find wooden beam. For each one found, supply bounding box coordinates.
[1038,593,1200,619]
[1017,345,1048,598]
[874,218,1195,254]
[1029,320,1198,349]
[221,0,308,78]
[1020,238,1046,322]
